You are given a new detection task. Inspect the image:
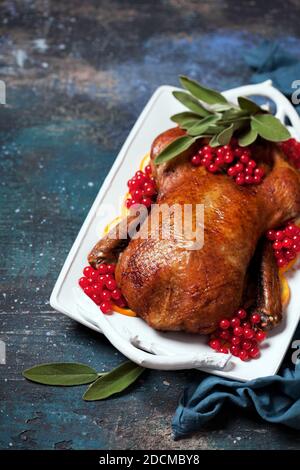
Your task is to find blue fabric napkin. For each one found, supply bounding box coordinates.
[172,41,300,440]
[244,40,300,112]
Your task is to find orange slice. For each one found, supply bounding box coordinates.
[139,152,150,171]
[111,304,137,317]
[280,272,290,307]
[103,215,123,235]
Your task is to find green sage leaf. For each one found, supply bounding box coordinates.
[238,127,258,147]
[216,123,234,145]
[187,115,221,136]
[171,112,203,127]
[23,363,99,386]
[172,91,211,116]
[154,135,196,164]
[179,75,228,105]
[209,134,222,148]
[238,96,262,114]
[251,114,290,142]
[83,361,144,401]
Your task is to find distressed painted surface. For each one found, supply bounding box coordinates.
[0,0,300,450]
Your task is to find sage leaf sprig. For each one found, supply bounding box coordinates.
[154,75,290,165]
[23,360,145,401]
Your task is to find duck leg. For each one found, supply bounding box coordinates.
[246,239,282,330]
[88,212,147,268]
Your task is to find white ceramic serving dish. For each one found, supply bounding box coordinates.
[50,80,300,381]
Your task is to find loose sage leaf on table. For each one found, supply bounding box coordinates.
[154,135,196,164]
[179,75,228,105]
[83,361,145,401]
[23,363,99,386]
[251,114,291,142]
[172,91,211,116]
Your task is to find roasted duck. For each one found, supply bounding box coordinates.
[89,126,300,334]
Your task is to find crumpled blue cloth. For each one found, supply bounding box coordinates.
[244,40,300,112]
[173,362,300,439]
[173,322,300,439]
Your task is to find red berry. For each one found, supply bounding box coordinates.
[242,340,252,351]
[100,289,111,301]
[106,264,115,274]
[275,230,284,241]
[91,293,101,305]
[256,330,266,342]
[237,309,247,320]
[98,264,108,275]
[231,336,241,346]
[144,164,152,175]
[243,328,255,339]
[282,238,292,249]
[141,197,152,208]
[248,159,256,169]
[254,168,265,178]
[92,283,102,295]
[235,162,244,173]
[253,175,262,184]
[106,278,117,291]
[245,175,254,184]
[144,185,156,197]
[83,285,94,297]
[114,295,127,307]
[235,174,245,185]
[227,166,237,177]
[111,288,122,300]
[277,257,287,267]
[219,346,229,354]
[224,152,234,163]
[126,198,132,208]
[100,301,112,314]
[285,249,295,261]
[79,277,90,288]
[251,313,261,324]
[219,330,231,341]
[83,266,96,278]
[231,317,240,328]
[239,350,249,361]
[267,229,276,240]
[234,147,243,157]
[219,319,230,330]
[240,153,249,164]
[191,155,201,166]
[249,347,260,358]
[209,339,221,350]
[273,241,282,250]
[208,163,218,173]
[233,326,244,337]
[241,321,251,329]
[230,345,241,356]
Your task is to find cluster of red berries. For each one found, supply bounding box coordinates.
[267,222,300,268]
[126,166,157,209]
[191,141,265,185]
[208,309,267,361]
[280,138,300,169]
[78,264,127,313]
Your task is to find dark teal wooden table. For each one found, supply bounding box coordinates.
[1,0,300,450]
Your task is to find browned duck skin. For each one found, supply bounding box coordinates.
[89,127,300,334]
